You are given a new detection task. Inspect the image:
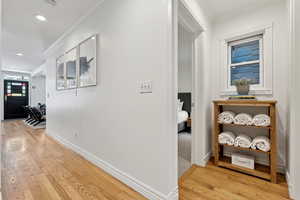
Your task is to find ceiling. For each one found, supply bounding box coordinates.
[196,0,285,22]
[2,0,101,72]
[3,0,285,73]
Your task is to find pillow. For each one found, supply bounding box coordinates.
[177,100,184,112]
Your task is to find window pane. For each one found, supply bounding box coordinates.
[231,40,259,64]
[231,63,260,85]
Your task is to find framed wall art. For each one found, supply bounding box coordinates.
[79,35,97,87]
[56,34,98,90]
[65,47,77,89]
[56,54,66,90]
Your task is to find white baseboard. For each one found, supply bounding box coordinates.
[202,152,212,166]
[48,132,178,200]
[166,187,179,200]
[286,171,294,199]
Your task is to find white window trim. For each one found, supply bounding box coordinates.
[227,35,263,89]
[219,23,273,96]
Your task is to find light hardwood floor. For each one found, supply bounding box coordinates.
[1,120,291,200]
[179,165,291,200]
[1,120,146,200]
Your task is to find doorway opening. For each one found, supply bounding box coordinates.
[1,70,46,129]
[177,0,204,178]
[4,80,29,119]
[177,23,193,176]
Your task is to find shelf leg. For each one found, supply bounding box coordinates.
[270,104,277,183]
[214,104,221,165]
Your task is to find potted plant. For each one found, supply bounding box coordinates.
[233,78,252,95]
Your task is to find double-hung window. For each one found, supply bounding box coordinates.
[220,25,273,95]
[228,35,263,86]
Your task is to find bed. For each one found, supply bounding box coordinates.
[178,110,189,132]
[178,93,191,133]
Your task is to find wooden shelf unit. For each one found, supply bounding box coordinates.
[213,100,277,183]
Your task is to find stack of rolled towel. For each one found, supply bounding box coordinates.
[234,134,252,148]
[251,136,271,152]
[252,114,271,127]
[218,111,271,127]
[234,113,253,125]
[218,132,236,146]
[218,111,235,124]
[218,132,271,152]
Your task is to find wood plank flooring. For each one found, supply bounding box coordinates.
[179,165,291,200]
[1,120,146,200]
[1,120,291,200]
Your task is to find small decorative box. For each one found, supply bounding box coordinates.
[231,153,255,169]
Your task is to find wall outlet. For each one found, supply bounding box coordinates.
[140,80,152,94]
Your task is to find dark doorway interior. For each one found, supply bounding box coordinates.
[4,80,29,119]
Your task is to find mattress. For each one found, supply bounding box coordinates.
[178,110,189,124]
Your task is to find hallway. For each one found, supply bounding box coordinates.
[1,120,146,200]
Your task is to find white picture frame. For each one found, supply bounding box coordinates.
[78,35,97,87]
[65,47,78,89]
[56,54,66,90]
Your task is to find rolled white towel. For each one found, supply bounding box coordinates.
[252,114,271,127]
[218,111,236,124]
[234,113,253,126]
[251,136,271,152]
[218,132,236,146]
[234,134,252,148]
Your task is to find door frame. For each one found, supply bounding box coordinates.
[177,0,206,167]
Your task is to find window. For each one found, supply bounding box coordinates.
[220,24,273,95]
[228,35,263,86]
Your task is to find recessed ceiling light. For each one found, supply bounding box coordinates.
[35,15,47,22]
[16,53,23,56]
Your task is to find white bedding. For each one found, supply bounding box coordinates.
[178,111,189,124]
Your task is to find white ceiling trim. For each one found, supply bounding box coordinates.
[2,68,32,74]
[44,0,105,57]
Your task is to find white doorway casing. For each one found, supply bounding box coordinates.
[177,0,207,168]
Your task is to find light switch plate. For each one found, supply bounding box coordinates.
[140,81,152,94]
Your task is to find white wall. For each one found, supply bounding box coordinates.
[178,24,193,93]
[31,75,46,106]
[288,0,300,198]
[2,70,31,80]
[31,64,46,107]
[31,63,46,77]
[210,2,289,168]
[45,0,177,199]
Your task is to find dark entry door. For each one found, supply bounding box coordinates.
[4,80,29,119]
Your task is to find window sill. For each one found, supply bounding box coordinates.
[220,89,273,96]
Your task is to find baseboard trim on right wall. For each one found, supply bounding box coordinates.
[286,171,295,199]
[202,152,212,166]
